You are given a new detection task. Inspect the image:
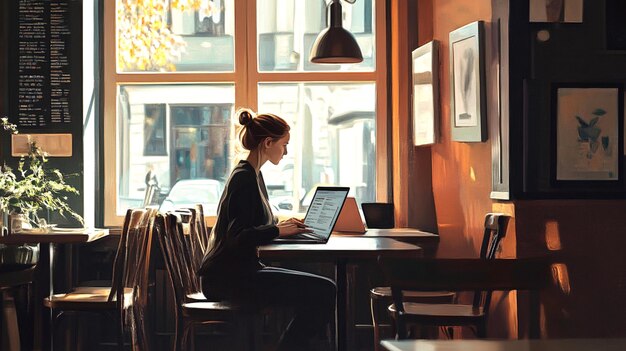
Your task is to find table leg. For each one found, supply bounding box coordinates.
[336,259,347,351]
[30,243,51,351]
[49,243,55,351]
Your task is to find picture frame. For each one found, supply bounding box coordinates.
[552,83,623,183]
[606,0,626,50]
[529,0,583,23]
[411,40,439,146]
[449,21,487,142]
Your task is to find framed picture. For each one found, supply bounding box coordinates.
[529,0,583,23]
[449,21,487,142]
[606,0,626,50]
[411,40,439,146]
[553,84,623,182]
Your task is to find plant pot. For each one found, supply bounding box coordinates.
[9,213,32,234]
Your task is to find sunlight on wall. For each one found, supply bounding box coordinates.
[545,220,562,251]
[552,263,571,295]
[507,290,519,337]
[469,166,476,181]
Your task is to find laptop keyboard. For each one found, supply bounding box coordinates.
[289,232,319,240]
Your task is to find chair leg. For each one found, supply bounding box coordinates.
[394,314,407,340]
[14,284,33,351]
[252,315,264,351]
[2,290,21,351]
[176,318,184,351]
[370,297,382,351]
[190,323,196,351]
[181,320,192,351]
[476,323,487,338]
[441,326,454,339]
[116,311,124,350]
[50,308,56,351]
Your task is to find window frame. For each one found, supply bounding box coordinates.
[102,0,388,227]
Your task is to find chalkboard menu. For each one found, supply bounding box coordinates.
[8,0,82,130]
[5,0,84,225]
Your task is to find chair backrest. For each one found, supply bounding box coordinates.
[142,184,160,207]
[155,213,193,308]
[361,202,395,229]
[193,204,210,253]
[379,213,514,323]
[187,204,209,278]
[473,213,510,311]
[108,207,157,351]
[172,208,202,295]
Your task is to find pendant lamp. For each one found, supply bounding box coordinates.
[309,0,363,64]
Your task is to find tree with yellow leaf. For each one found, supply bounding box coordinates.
[117,0,207,72]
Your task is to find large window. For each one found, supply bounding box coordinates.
[104,0,387,226]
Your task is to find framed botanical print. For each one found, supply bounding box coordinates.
[553,83,623,183]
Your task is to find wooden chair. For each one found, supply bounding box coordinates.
[379,256,552,340]
[154,212,263,351]
[0,244,38,351]
[171,206,212,303]
[43,208,157,350]
[365,203,454,349]
[379,213,537,340]
[190,204,210,264]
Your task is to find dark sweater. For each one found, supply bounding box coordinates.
[198,160,279,279]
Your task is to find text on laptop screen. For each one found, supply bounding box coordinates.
[304,188,349,238]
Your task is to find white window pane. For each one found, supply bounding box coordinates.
[257,0,375,72]
[258,83,377,214]
[116,0,234,73]
[117,84,235,216]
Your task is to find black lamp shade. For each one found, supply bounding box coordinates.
[309,0,363,64]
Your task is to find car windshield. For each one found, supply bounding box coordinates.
[169,183,220,203]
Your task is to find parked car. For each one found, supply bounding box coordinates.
[158,178,223,215]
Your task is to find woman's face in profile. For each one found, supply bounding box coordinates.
[266,132,290,165]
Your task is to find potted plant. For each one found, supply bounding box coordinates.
[0,117,83,232]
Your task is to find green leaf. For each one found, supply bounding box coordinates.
[576,115,589,127]
[592,108,606,116]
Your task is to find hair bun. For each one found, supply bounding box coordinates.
[239,110,253,126]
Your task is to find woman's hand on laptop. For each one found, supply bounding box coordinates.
[277,218,312,237]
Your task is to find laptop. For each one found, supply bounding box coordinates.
[333,197,367,234]
[273,186,350,244]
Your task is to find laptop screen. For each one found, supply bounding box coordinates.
[303,186,350,239]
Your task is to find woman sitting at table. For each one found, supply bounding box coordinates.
[198,108,336,351]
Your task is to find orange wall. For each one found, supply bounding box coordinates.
[416,0,518,338]
[425,1,515,259]
[415,0,626,340]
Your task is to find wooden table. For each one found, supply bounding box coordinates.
[380,338,626,351]
[0,228,109,351]
[335,227,438,239]
[334,228,439,255]
[259,236,423,351]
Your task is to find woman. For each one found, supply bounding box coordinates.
[198,108,336,351]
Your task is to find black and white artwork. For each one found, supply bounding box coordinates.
[452,36,478,128]
[449,21,487,142]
